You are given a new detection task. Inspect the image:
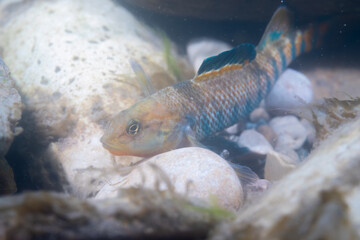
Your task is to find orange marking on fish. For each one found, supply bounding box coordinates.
[295,32,302,55]
[194,64,244,82]
[284,40,292,63]
[273,51,282,71]
[304,26,314,52]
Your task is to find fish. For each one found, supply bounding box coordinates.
[101,6,329,158]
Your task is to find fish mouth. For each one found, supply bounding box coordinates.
[100,136,156,158]
[100,136,128,156]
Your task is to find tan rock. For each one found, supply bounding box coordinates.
[264,150,297,181]
[96,147,243,211]
[250,108,270,123]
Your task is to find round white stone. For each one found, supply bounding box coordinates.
[265,68,313,114]
[237,129,273,155]
[269,116,307,150]
[96,147,244,211]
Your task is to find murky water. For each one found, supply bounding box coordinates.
[1,0,360,239]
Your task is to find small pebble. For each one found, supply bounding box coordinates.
[237,129,273,155]
[274,146,300,163]
[269,116,307,150]
[256,124,277,147]
[300,118,316,145]
[265,68,313,115]
[250,107,270,123]
[264,150,297,181]
[225,123,239,135]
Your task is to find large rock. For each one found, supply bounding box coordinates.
[0,157,16,195]
[0,57,21,195]
[0,0,192,195]
[0,189,227,239]
[210,117,360,240]
[96,147,243,211]
[0,58,21,159]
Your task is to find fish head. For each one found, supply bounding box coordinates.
[101,97,184,157]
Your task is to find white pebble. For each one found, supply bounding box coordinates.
[186,38,232,71]
[225,123,239,135]
[237,129,273,155]
[300,118,317,145]
[265,68,313,115]
[274,146,300,163]
[269,116,307,150]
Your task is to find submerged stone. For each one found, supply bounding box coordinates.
[269,116,307,150]
[96,147,244,211]
[264,150,297,181]
[0,57,21,195]
[265,68,313,115]
[237,129,273,155]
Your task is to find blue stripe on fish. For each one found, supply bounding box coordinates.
[290,34,297,59]
[279,48,287,71]
[271,58,279,80]
[300,34,306,53]
[266,73,272,94]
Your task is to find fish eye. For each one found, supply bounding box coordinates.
[126,119,141,136]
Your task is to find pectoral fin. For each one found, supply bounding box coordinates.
[129,58,155,97]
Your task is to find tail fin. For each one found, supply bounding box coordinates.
[257,6,293,50]
[257,6,330,55]
[295,21,330,55]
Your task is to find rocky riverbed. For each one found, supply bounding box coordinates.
[0,0,359,239]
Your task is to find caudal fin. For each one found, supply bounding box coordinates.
[257,6,330,73]
[257,6,293,50]
[295,22,330,55]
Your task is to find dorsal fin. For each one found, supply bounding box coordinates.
[257,6,293,50]
[195,43,256,82]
